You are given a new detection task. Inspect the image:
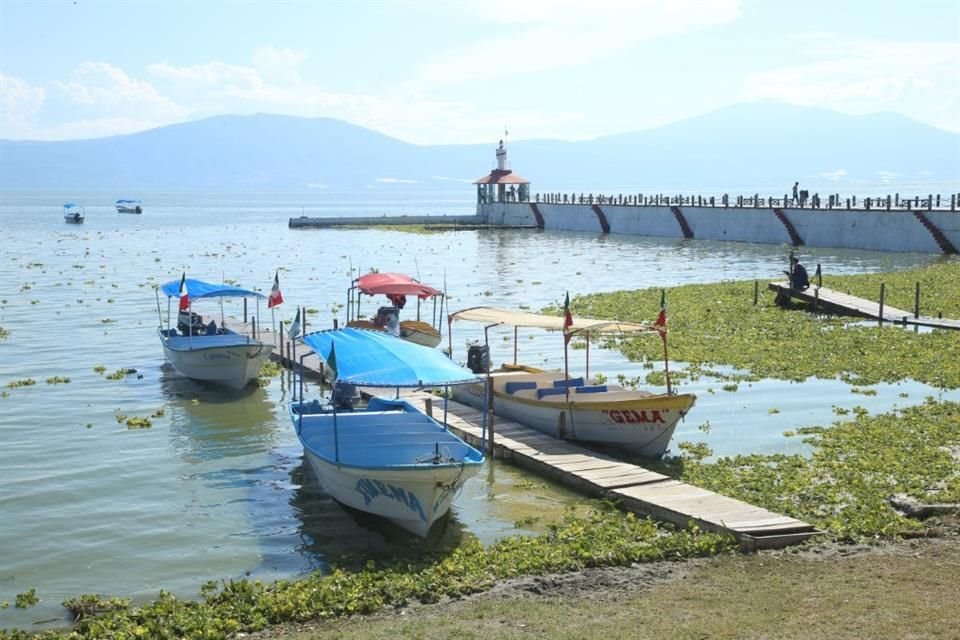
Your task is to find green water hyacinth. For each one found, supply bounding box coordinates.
[0,507,733,640]
[657,399,960,542]
[572,262,960,389]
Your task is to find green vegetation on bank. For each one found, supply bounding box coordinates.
[0,509,732,640]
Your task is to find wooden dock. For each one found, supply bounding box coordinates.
[226,315,819,550]
[769,282,960,330]
[399,391,818,551]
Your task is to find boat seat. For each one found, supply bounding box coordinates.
[574,385,608,393]
[552,377,584,388]
[505,380,538,394]
[537,387,569,399]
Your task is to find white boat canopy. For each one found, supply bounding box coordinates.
[448,306,657,335]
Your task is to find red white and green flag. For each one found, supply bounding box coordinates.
[563,291,573,345]
[178,273,189,311]
[268,270,284,308]
[654,289,667,337]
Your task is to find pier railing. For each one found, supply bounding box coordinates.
[522,192,960,211]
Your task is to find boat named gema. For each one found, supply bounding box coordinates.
[291,327,485,536]
[157,277,273,389]
[448,306,696,458]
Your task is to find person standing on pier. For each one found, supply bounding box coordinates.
[792,182,800,205]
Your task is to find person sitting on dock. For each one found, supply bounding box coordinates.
[787,256,809,291]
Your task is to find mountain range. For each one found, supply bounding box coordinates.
[1,102,957,191]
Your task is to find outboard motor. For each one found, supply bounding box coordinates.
[332,383,358,410]
[466,343,490,374]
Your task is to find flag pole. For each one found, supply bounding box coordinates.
[661,330,672,395]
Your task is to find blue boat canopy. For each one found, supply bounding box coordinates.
[64,203,79,208]
[159,278,265,300]
[302,328,481,388]
[116,199,141,204]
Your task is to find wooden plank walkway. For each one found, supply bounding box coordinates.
[225,314,819,550]
[398,391,819,551]
[769,282,960,330]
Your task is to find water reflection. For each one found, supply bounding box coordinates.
[162,366,280,462]
[285,460,474,571]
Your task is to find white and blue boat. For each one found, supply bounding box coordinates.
[156,278,273,389]
[291,328,486,536]
[115,199,143,213]
[63,202,85,223]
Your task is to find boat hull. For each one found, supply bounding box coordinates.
[452,370,695,458]
[346,319,442,348]
[159,330,273,389]
[64,214,84,224]
[291,399,483,536]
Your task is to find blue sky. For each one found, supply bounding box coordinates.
[1,0,957,143]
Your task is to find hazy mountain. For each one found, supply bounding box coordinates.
[1,102,957,191]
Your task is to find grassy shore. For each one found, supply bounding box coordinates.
[259,536,960,640]
[3,262,958,640]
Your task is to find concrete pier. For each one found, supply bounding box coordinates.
[289,190,960,254]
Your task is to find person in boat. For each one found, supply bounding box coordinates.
[386,308,400,336]
[205,320,218,335]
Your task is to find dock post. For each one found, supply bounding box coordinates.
[895,193,900,206]
[243,298,248,323]
[333,318,338,329]
[914,282,920,318]
[928,194,933,210]
[486,381,496,455]
[878,283,885,326]
[814,287,820,314]
[424,397,433,419]
[753,280,758,305]
[302,306,307,334]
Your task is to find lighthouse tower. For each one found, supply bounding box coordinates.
[473,138,531,205]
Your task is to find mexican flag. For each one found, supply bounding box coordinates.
[178,273,189,311]
[268,270,284,308]
[563,291,573,345]
[654,289,667,336]
[288,308,301,339]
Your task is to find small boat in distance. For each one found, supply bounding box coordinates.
[346,272,446,348]
[448,306,696,458]
[63,203,85,224]
[115,199,143,213]
[291,328,485,536]
[156,277,273,389]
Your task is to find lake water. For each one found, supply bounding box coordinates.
[1,187,956,630]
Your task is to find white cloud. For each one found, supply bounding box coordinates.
[0,72,45,138]
[409,0,740,90]
[741,34,960,132]
[819,169,848,182]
